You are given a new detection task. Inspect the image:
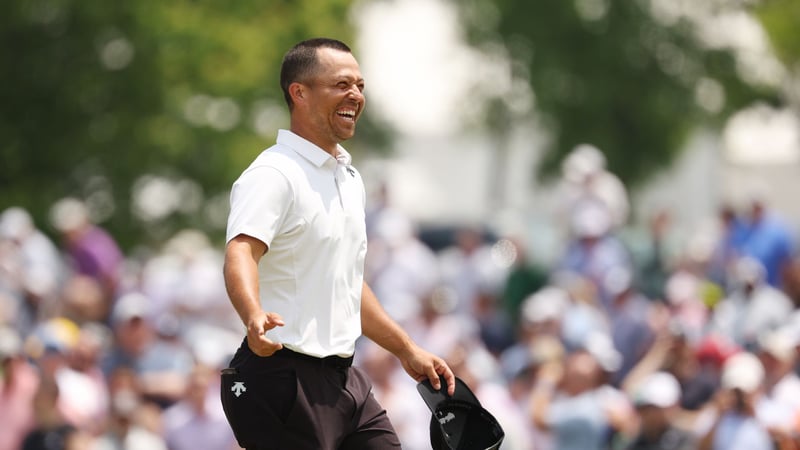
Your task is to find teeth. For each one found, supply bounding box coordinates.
[338,110,355,118]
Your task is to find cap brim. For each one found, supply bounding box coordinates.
[417,375,480,413]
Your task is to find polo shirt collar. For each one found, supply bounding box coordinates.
[277,129,350,168]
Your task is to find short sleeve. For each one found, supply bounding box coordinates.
[226,165,293,247]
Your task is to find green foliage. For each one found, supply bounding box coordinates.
[756,0,800,67]
[0,0,359,250]
[455,0,780,187]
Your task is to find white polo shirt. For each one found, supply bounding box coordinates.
[226,129,367,358]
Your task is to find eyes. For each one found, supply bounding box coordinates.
[335,80,365,93]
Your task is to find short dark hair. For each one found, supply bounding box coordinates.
[280,38,352,109]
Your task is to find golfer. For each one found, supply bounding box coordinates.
[220,37,456,450]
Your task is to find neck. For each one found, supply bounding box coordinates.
[289,123,338,156]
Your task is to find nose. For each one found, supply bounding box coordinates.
[347,84,364,102]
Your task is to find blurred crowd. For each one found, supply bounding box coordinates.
[3,143,800,450]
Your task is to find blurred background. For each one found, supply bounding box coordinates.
[2,0,800,449]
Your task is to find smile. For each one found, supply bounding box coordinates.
[336,109,357,122]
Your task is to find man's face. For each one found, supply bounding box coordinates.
[301,47,365,149]
[637,405,670,432]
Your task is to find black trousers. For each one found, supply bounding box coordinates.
[220,339,401,450]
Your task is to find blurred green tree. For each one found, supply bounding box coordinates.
[453,0,783,188]
[0,0,378,250]
[757,0,800,74]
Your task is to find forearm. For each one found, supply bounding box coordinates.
[529,381,555,430]
[223,238,265,326]
[360,282,415,357]
[360,281,455,394]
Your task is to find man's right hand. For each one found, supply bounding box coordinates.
[246,311,285,356]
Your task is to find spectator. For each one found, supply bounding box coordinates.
[558,143,630,230]
[364,208,439,324]
[517,286,571,342]
[102,292,194,408]
[706,205,746,290]
[697,352,773,450]
[56,322,110,434]
[558,199,633,307]
[662,270,709,343]
[138,230,242,369]
[636,208,676,302]
[623,321,723,419]
[60,274,108,324]
[474,281,517,356]
[501,334,565,411]
[162,364,239,450]
[20,376,81,450]
[529,345,635,450]
[731,190,795,288]
[0,326,39,450]
[139,229,239,331]
[498,236,549,330]
[710,256,794,349]
[555,275,612,356]
[603,266,656,385]
[50,197,124,306]
[438,225,508,316]
[0,206,65,332]
[499,289,572,449]
[753,328,800,446]
[93,366,168,450]
[403,285,478,359]
[25,317,93,427]
[781,257,800,308]
[625,371,697,450]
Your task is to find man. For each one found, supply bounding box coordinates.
[220,38,455,450]
[698,352,773,450]
[733,190,795,288]
[626,371,696,450]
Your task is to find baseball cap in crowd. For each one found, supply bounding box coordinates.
[111,292,150,325]
[417,376,505,450]
[520,286,570,325]
[695,334,739,368]
[721,352,764,393]
[757,328,797,364]
[0,207,33,241]
[632,371,681,408]
[0,326,22,360]
[583,330,622,373]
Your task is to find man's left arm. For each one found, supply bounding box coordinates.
[360,281,455,395]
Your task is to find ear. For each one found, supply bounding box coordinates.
[289,82,305,104]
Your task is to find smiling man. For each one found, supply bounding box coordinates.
[219,38,455,450]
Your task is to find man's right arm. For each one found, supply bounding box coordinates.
[223,234,284,356]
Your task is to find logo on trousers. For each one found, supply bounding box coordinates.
[232,382,246,397]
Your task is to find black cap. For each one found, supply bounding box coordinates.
[417,376,505,450]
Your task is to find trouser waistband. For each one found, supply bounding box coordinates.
[275,347,354,369]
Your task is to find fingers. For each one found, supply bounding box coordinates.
[265,312,285,329]
[246,312,285,357]
[247,332,283,356]
[426,357,456,396]
[439,362,456,396]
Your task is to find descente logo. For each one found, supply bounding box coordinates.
[232,381,247,397]
[438,412,456,424]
